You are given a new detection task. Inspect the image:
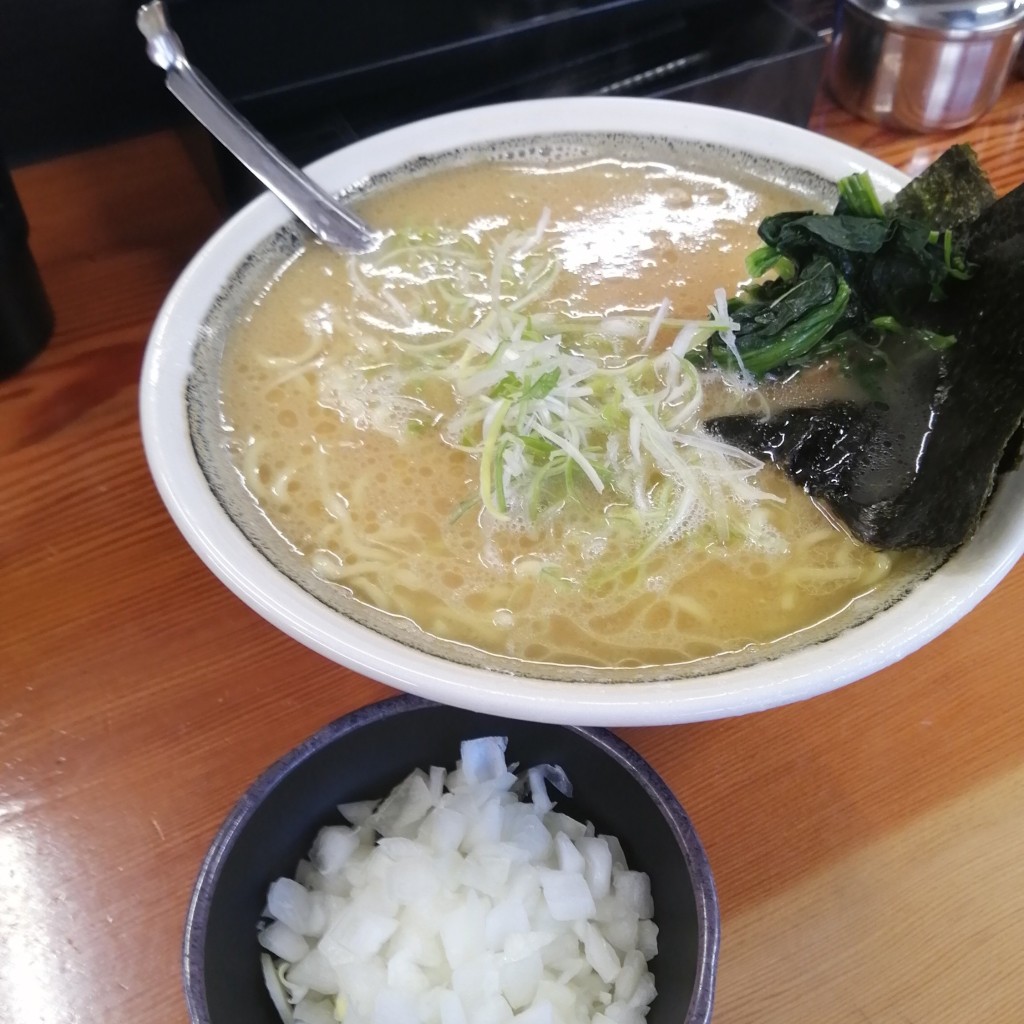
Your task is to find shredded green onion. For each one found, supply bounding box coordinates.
[318,214,780,550]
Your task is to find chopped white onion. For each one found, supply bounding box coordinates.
[267,878,329,937]
[289,949,340,995]
[339,799,380,826]
[578,921,621,985]
[554,832,585,874]
[577,837,613,901]
[312,826,361,875]
[260,739,658,1024]
[613,872,654,920]
[540,868,597,922]
[295,997,338,1024]
[261,953,295,1024]
[260,919,312,963]
[459,736,509,785]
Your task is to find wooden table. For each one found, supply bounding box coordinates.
[4,80,1024,1024]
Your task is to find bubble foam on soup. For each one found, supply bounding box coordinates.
[188,133,938,681]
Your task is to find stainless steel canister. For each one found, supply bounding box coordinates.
[829,0,1024,132]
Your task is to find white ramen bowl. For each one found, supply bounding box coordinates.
[140,97,1024,726]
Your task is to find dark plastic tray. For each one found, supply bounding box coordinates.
[175,0,826,208]
[166,0,698,103]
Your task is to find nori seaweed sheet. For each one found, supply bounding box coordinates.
[885,143,996,231]
[708,156,1024,551]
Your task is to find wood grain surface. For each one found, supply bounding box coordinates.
[3,80,1024,1024]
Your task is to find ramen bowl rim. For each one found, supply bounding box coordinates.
[139,96,1024,726]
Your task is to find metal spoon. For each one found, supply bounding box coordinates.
[136,1,379,253]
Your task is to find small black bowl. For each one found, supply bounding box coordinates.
[183,695,719,1024]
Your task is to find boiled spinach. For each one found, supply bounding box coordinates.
[699,146,991,378]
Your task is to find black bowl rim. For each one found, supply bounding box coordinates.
[182,694,720,1024]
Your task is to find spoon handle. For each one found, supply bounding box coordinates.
[136,1,378,253]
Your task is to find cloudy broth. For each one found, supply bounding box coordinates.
[219,156,925,670]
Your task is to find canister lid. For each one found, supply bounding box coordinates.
[848,0,1024,33]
